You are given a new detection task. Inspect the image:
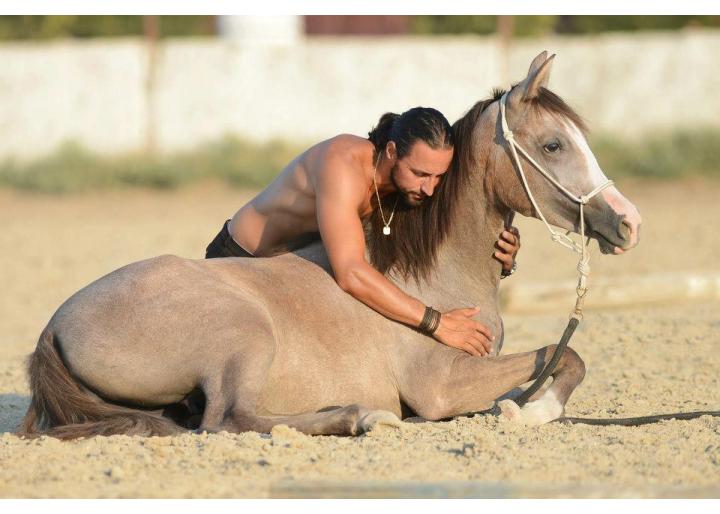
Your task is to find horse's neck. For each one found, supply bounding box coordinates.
[399,114,507,311]
[405,196,505,311]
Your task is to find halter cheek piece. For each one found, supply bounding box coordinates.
[499,91,614,319]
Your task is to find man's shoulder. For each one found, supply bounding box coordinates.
[330,133,370,145]
[323,133,373,158]
[312,135,372,202]
[316,135,373,180]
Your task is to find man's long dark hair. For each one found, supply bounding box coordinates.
[364,107,461,284]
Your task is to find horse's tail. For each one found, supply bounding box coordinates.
[18,330,182,440]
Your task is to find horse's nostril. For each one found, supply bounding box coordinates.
[618,219,632,242]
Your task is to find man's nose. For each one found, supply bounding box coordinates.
[421,179,435,196]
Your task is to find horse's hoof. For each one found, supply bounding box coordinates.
[356,410,402,434]
[498,399,522,423]
[498,395,563,426]
[516,395,564,426]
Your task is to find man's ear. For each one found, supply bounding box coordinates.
[386,141,397,161]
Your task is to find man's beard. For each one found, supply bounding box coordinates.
[390,165,426,207]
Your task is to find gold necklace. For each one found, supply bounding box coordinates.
[372,152,399,236]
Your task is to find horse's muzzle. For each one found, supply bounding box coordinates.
[587,186,642,255]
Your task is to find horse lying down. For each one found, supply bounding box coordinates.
[19,52,641,439]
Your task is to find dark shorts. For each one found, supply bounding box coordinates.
[205,220,255,259]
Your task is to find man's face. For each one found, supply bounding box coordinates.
[390,140,454,207]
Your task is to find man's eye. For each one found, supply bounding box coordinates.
[543,142,561,153]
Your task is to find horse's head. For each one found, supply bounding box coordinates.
[494,52,641,255]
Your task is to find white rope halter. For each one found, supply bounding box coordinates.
[499,92,614,319]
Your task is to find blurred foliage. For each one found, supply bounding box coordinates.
[590,130,720,179]
[0,16,215,40]
[0,137,304,193]
[0,15,719,40]
[410,15,720,36]
[0,131,717,194]
[411,16,557,37]
[554,15,720,34]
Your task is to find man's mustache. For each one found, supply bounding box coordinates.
[401,191,427,205]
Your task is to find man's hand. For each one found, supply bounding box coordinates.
[433,307,494,357]
[494,226,521,273]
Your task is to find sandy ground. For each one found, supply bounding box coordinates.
[0,178,719,498]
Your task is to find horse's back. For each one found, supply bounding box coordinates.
[47,254,276,406]
[43,250,400,412]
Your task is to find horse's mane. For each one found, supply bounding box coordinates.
[450,88,507,205]
[366,85,586,285]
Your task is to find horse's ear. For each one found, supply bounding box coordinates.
[527,51,548,76]
[522,53,555,100]
[508,53,556,106]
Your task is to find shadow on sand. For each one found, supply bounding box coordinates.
[0,393,30,434]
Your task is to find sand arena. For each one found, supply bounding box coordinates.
[0,178,718,498]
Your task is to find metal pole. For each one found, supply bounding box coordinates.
[497,16,514,85]
[143,16,159,155]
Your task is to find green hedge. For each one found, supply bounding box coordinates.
[0,130,717,194]
[0,16,215,40]
[0,137,304,193]
[410,15,720,36]
[589,129,720,179]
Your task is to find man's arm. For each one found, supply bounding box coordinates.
[314,154,493,356]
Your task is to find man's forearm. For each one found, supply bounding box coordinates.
[336,261,494,356]
[337,262,427,327]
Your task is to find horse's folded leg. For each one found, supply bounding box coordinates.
[214,404,403,436]
[356,409,403,432]
[400,344,584,422]
[496,382,552,403]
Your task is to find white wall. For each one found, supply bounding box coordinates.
[0,29,718,161]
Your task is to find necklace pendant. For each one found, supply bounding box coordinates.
[383,226,391,236]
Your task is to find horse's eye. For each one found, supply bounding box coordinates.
[543,142,561,153]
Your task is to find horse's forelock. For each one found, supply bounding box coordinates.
[532,87,589,136]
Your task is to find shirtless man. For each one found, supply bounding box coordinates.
[205,107,521,356]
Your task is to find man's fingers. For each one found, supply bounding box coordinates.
[494,249,516,273]
[473,321,493,341]
[497,239,516,252]
[470,333,492,355]
[501,230,518,244]
[462,343,482,357]
[494,251,512,266]
[467,340,487,357]
[474,322,493,339]
[472,332,493,354]
[507,226,520,238]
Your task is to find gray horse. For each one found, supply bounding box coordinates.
[19,52,641,439]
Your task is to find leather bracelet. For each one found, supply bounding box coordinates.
[419,306,441,335]
[427,309,441,334]
[419,306,434,333]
